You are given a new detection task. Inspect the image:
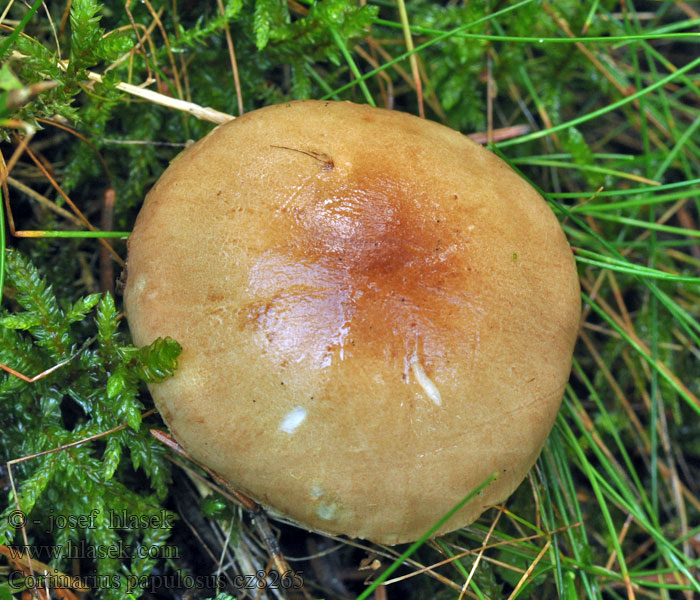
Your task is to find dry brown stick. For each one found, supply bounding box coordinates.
[0,544,84,598]
[396,0,424,118]
[141,0,184,100]
[542,0,673,147]
[124,0,158,89]
[384,522,581,588]
[353,45,395,109]
[105,20,161,78]
[527,471,543,532]
[85,69,234,124]
[607,270,635,332]
[605,514,635,571]
[1,355,76,383]
[458,507,504,599]
[677,1,700,19]
[21,144,125,266]
[216,0,244,116]
[5,177,82,227]
[581,275,700,411]
[4,123,36,176]
[0,336,98,383]
[620,343,692,562]
[578,279,700,519]
[363,40,391,109]
[676,207,700,259]
[578,328,650,449]
[36,117,112,185]
[365,39,446,120]
[6,118,113,229]
[507,540,553,600]
[170,0,191,102]
[632,197,693,247]
[150,429,293,577]
[58,0,72,35]
[468,124,532,145]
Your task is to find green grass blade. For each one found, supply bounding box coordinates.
[0,0,45,58]
[356,473,498,600]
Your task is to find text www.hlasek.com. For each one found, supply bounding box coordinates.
[6,540,178,561]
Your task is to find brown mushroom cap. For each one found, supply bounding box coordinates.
[124,100,580,544]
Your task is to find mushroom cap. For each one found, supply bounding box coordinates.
[124,100,580,544]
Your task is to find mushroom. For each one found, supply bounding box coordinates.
[124,100,580,544]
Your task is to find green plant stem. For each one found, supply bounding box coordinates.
[577,213,700,237]
[373,18,700,43]
[581,291,700,417]
[652,114,700,181]
[15,231,130,238]
[323,0,537,99]
[356,473,498,600]
[329,27,375,106]
[498,54,700,147]
[551,177,700,198]
[573,248,700,282]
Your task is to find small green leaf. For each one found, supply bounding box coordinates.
[0,581,16,600]
[96,292,119,348]
[96,30,135,61]
[69,0,106,72]
[201,495,229,519]
[106,365,127,399]
[0,64,22,91]
[0,457,58,544]
[124,401,142,431]
[291,62,312,99]
[102,436,122,480]
[66,293,102,323]
[131,337,182,383]
[254,0,287,50]
[0,313,42,330]
[564,126,594,167]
